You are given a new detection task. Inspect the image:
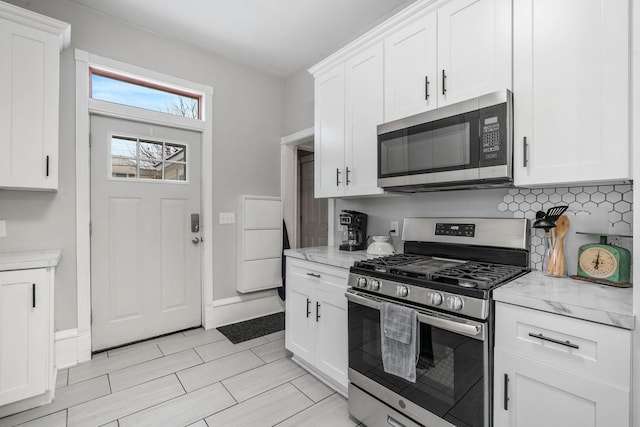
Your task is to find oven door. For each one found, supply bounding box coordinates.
[346,290,489,427]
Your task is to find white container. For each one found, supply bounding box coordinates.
[366,236,395,256]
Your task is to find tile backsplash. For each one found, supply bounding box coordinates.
[498,185,633,270]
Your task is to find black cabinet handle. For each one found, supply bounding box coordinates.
[346,167,351,185]
[32,283,36,308]
[336,168,341,186]
[425,76,430,100]
[306,298,311,318]
[316,302,321,322]
[503,373,509,410]
[528,332,580,349]
[46,156,50,177]
[306,272,320,278]
[523,137,528,167]
[442,70,447,95]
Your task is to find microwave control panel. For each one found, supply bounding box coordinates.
[481,117,501,160]
[479,101,507,165]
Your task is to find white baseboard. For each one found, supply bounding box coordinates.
[210,291,284,328]
[54,329,91,369]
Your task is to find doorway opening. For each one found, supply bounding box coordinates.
[281,127,331,250]
[297,149,328,247]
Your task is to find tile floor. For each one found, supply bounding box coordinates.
[0,328,363,427]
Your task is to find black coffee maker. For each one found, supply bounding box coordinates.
[339,210,368,251]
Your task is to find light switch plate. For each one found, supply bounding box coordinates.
[0,220,6,237]
[219,212,235,224]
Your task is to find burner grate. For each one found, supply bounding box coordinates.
[354,254,425,269]
[431,262,526,289]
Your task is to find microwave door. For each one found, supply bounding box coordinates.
[379,129,410,177]
[427,122,471,170]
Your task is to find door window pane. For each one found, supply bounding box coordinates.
[91,71,201,119]
[111,136,187,182]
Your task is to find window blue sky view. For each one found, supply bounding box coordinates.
[91,74,198,118]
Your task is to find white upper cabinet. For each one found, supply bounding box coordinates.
[312,0,512,198]
[314,64,346,198]
[0,2,70,191]
[313,43,384,198]
[384,0,511,121]
[437,0,512,106]
[344,43,384,197]
[513,0,630,187]
[384,12,438,121]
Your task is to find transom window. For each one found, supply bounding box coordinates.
[111,135,187,181]
[91,69,201,119]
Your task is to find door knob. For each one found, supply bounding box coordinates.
[192,237,200,244]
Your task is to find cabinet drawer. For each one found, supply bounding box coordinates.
[494,302,631,389]
[287,258,348,289]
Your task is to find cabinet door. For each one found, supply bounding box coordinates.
[437,0,511,106]
[384,12,438,121]
[314,64,345,198]
[344,43,384,197]
[494,349,629,427]
[285,267,315,365]
[0,18,59,190]
[0,269,49,405]
[513,0,629,186]
[314,282,348,389]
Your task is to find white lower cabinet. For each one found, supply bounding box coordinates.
[285,257,348,395]
[0,268,53,407]
[493,302,631,427]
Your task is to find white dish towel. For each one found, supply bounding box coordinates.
[381,302,418,383]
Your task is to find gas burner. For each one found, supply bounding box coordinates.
[458,281,479,288]
[354,253,425,272]
[431,262,527,290]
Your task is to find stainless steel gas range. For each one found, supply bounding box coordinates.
[346,217,530,427]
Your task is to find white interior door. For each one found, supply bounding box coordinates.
[90,115,202,351]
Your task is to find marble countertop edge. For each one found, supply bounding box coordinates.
[284,246,373,269]
[494,271,635,330]
[0,249,63,271]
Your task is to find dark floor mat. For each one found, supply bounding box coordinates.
[216,312,285,344]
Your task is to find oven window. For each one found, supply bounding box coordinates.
[349,302,484,427]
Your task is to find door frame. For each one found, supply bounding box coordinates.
[74,50,214,363]
[280,127,335,249]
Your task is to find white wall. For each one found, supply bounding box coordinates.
[282,67,314,136]
[336,189,510,251]
[0,0,284,330]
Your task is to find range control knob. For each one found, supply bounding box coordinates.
[396,285,409,298]
[445,295,464,311]
[426,292,443,306]
[356,277,368,288]
[369,279,381,291]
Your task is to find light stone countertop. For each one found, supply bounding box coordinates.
[284,246,375,269]
[494,270,634,330]
[0,249,63,271]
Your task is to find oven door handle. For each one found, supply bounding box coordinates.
[345,291,483,338]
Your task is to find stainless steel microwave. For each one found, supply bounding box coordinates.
[377,90,513,192]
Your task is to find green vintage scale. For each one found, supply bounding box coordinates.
[571,232,632,288]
